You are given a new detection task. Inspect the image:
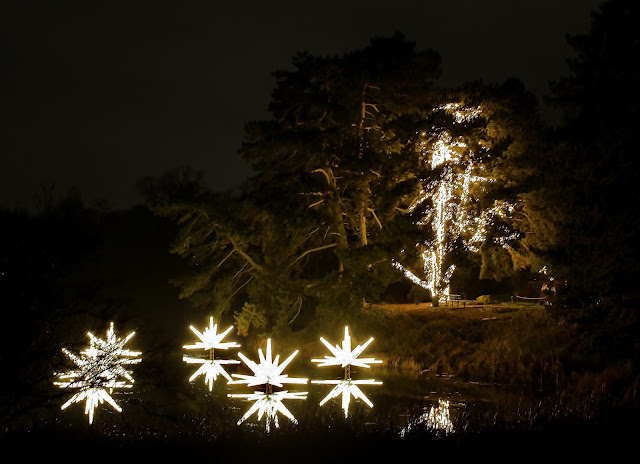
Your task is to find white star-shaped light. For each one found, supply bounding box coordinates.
[183,317,241,351]
[230,339,308,388]
[311,326,383,417]
[311,326,382,369]
[54,322,141,424]
[312,379,382,418]
[183,317,240,390]
[228,390,308,432]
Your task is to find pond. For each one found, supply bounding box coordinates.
[3,364,634,461]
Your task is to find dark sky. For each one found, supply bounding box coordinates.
[4,0,602,210]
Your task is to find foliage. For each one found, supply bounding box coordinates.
[147,34,556,336]
[542,0,640,299]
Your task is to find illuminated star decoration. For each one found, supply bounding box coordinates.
[228,339,308,430]
[54,322,141,424]
[183,317,240,390]
[230,338,308,388]
[311,327,382,417]
[312,326,383,371]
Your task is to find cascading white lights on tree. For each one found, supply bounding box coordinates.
[54,322,141,424]
[228,339,308,431]
[311,326,382,417]
[183,317,240,390]
[394,103,515,300]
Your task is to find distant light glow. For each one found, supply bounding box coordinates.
[54,322,141,424]
[183,317,240,390]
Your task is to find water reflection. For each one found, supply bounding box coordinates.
[401,399,454,436]
[227,339,309,431]
[313,379,383,418]
[182,318,240,390]
[311,326,383,418]
[228,391,308,432]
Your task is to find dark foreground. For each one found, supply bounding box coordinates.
[3,407,637,462]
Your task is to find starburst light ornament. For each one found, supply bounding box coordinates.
[312,326,382,374]
[54,322,141,424]
[230,338,308,389]
[228,339,308,431]
[311,326,382,417]
[183,317,240,390]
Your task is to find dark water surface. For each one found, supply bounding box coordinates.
[4,366,636,461]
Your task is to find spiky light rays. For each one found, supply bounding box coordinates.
[311,326,382,370]
[184,317,241,351]
[313,379,383,418]
[54,322,141,424]
[231,339,308,388]
[183,317,240,390]
[228,339,308,431]
[311,327,382,417]
[228,391,307,432]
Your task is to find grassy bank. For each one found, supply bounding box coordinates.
[354,300,640,403]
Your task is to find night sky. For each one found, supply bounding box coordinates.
[4,0,602,210]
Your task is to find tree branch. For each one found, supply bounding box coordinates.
[287,243,338,269]
[228,235,263,272]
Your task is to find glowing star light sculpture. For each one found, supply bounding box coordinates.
[311,326,382,417]
[183,317,240,390]
[54,322,141,424]
[230,339,308,389]
[228,339,308,431]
